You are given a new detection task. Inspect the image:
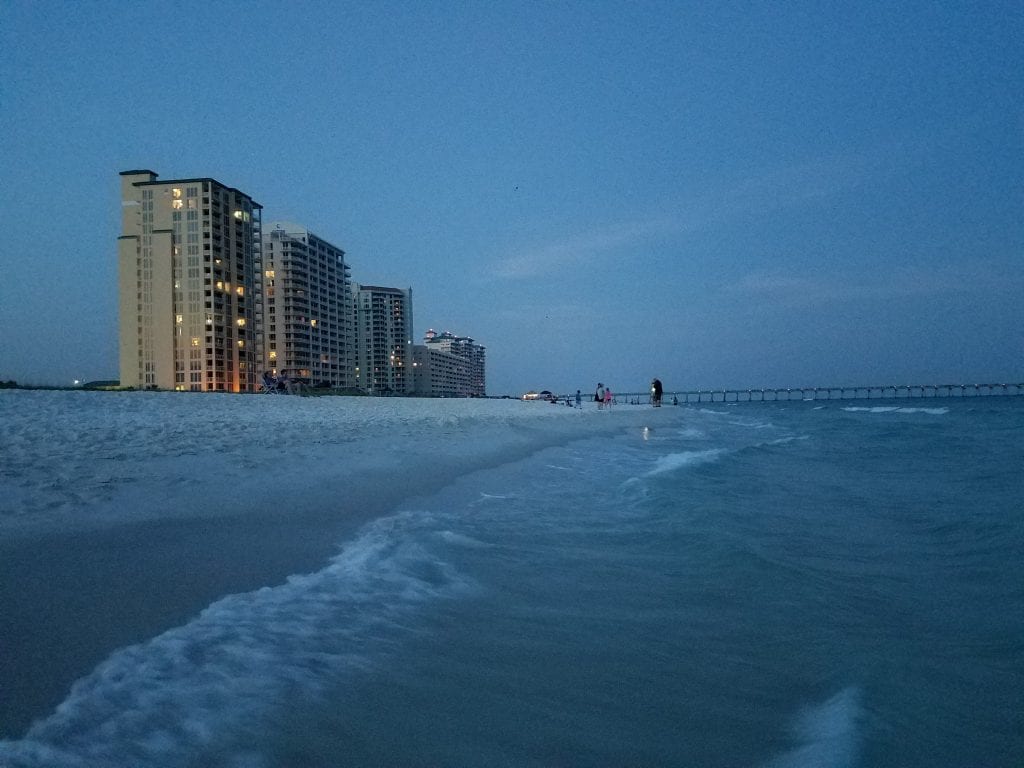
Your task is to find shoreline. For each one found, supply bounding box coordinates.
[0,500,376,739]
[0,406,636,738]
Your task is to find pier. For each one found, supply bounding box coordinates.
[674,383,1024,404]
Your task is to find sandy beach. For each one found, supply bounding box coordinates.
[0,391,613,738]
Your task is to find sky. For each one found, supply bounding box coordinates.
[0,1,1021,395]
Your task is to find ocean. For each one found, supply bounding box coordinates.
[0,391,1021,767]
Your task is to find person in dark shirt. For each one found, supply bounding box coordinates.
[651,378,663,407]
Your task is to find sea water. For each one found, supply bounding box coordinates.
[0,392,1021,766]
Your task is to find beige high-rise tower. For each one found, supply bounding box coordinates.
[118,170,262,392]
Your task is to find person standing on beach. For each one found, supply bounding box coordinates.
[651,378,663,407]
[604,386,613,409]
[575,390,582,409]
[595,383,605,409]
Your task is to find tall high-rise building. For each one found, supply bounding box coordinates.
[118,170,262,392]
[261,223,354,387]
[413,329,486,397]
[353,285,413,394]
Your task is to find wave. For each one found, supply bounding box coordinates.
[437,529,491,548]
[842,406,949,415]
[0,511,469,768]
[631,428,806,483]
[644,448,728,477]
[763,687,862,768]
[729,419,775,429]
[767,435,809,446]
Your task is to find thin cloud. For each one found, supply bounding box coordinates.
[729,257,1024,307]
[487,150,879,283]
[490,219,677,280]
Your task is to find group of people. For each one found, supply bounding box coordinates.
[569,379,665,409]
[592,383,614,409]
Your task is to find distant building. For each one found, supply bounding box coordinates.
[117,170,262,392]
[261,223,354,388]
[353,285,413,394]
[412,329,486,397]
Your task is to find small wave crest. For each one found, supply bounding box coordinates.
[437,530,491,548]
[645,448,727,477]
[843,406,948,415]
[763,687,862,768]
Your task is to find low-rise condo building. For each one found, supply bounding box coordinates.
[412,329,486,397]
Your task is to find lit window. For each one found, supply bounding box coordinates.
[236,286,244,296]
[310,319,317,327]
[238,340,245,348]
[265,270,275,278]
[269,351,277,360]
[172,188,182,198]
[237,318,246,327]
[191,337,200,346]
[172,199,184,210]
[233,210,243,220]
[215,281,224,291]
[175,315,183,324]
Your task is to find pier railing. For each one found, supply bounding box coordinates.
[672,383,1023,404]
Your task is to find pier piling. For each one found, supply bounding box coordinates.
[677,383,1022,404]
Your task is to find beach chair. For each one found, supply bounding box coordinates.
[260,372,281,394]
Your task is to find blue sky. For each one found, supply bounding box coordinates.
[1,1,1020,394]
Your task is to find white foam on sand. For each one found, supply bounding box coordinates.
[0,509,472,768]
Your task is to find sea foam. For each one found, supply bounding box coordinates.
[842,406,948,415]
[0,510,470,768]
